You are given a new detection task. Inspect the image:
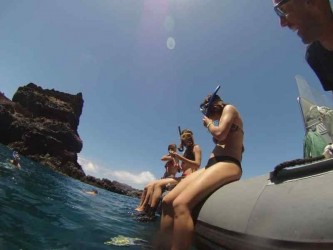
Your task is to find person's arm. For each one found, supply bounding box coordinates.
[170,145,201,169]
[204,105,238,141]
[161,154,173,161]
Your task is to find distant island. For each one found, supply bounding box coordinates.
[0,83,141,198]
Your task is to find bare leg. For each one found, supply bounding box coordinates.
[157,170,203,250]
[136,181,156,212]
[135,189,147,211]
[171,163,241,250]
[150,179,178,209]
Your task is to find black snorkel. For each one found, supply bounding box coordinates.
[200,85,221,116]
[177,126,184,152]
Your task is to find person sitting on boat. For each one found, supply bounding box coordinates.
[156,87,244,250]
[10,151,21,168]
[139,129,202,221]
[162,144,181,179]
[135,144,182,213]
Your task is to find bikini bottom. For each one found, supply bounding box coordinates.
[205,156,242,171]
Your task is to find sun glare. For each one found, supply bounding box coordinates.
[167,37,176,50]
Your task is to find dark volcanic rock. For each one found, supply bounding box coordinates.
[82,175,142,198]
[0,83,85,179]
[0,84,141,198]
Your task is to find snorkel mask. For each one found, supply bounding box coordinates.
[180,130,194,146]
[177,127,194,151]
[200,85,221,116]
[13,151,20,161]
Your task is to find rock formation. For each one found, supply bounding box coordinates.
[0,84,141,198]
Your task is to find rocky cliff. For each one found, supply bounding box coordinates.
[0,83,141,198]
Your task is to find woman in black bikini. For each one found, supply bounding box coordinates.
[156,92,244,250]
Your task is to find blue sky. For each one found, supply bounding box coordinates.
[0,0,332,189]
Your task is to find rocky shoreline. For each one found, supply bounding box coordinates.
[0,83,141,198]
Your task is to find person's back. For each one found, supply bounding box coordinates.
[272,0,333,92]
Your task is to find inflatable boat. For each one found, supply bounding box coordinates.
[194,157,333,250]
[194,76,333,250]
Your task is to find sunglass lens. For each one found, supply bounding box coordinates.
[274,7,285,17]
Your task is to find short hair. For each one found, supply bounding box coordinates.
[168,144,177,151]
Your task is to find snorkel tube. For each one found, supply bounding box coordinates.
[177,126,184,152]
[201,85,221,116]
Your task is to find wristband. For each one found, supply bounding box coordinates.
[207,122,213,129]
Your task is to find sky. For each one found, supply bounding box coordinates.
[0,0,332,189]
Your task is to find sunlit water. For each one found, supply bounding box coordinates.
[0,144,159,249]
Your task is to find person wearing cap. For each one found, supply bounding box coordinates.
[272,0,333,93]
[155,91,244,250]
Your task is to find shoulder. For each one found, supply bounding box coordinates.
[193,144,201,152]
[223,104,239,117]
[224,104,237,112]
[306,42,322,60]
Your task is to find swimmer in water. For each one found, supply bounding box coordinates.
[10,151,21,168]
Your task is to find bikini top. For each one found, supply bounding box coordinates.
[165,160,177,169]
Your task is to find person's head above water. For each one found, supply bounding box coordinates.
[12,151,20,164]
[85,189,98,195]
[13,151,20,160]
[272,0,333,44]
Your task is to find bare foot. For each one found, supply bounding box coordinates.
[135,207,144,212]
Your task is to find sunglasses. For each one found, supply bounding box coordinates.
[274,0,290,17]
[200,85,221,115]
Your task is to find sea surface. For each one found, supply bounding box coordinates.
[0,144,159,250]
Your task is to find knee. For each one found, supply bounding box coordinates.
[162,194,175,210]
[230,167,242,182]
[147,184,155,192]
[172,198,189,216]
[154,182,163,190]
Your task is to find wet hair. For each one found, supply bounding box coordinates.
[200,94,227,117]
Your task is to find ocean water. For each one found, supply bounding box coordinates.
[0,144,159,250]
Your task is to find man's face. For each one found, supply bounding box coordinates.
[273,0,320,44]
